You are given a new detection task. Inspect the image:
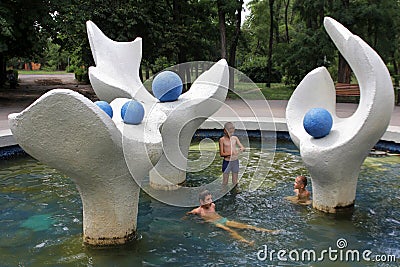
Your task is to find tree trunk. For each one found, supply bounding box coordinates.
[393,56,400,105]
[284,0,290,43]
[392,57,398,86]
[217,0,227,59]
[0,53,6,87]
[275,0,281,43]
[228,0,243,90]
[337,0,351,84]
[185,64,192,90]
[337,53,352,84]
[195,62,199,77]
[139,66,143,82]
[173,0,189,92]
[266,0,274,88]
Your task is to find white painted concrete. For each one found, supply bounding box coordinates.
[8,89,164,246]
[286,17,394,213]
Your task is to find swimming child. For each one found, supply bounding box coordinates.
[187,190,279,245]
[294,175,311,200]
[286,175,312,205]
[219,122,245,188]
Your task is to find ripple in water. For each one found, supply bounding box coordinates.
[0,141,398,266]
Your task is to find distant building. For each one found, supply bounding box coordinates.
[24,62,41,71]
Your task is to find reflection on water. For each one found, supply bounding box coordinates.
[0,140,398,266]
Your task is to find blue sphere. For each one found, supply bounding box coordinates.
[152,71,183,102]
[94,101,113,118]
[121,100,145,125]
[303,108,333,138]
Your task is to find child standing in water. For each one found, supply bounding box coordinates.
[219,122,245,188]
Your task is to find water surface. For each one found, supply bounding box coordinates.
[0,140,398,266]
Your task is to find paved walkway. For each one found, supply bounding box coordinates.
[1,74,400,147]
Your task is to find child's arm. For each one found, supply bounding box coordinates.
[186,207,200,215]
[182,208,197,220]
[235,136,245,152]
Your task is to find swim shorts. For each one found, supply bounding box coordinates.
[213,217,228,225]
[222,159,239,173]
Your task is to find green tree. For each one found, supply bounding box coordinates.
[0,0,51,85]
[47,0,221,84]
[216,0,244,88]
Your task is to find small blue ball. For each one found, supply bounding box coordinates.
[95,101,113,118]
[303,108,333,138]
[120,102,128,119]
[121,100,145,125]
[152,71,183,102]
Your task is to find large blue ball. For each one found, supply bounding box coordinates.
[152,71,183,102]
[303,108,333,138]
[121,100,145,125]
[95,101,113,118]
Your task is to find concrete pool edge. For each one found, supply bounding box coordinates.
[1,117,400,159]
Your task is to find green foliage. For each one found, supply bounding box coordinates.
[239,56,282,83]
[239,0,400,87]
[0,0,51,58]
[274,27,334,85]
[151,57,176,74]
[74,67,89,83]
[2,0,400,96]
[47,0,222,74]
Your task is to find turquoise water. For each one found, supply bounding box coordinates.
[0,140,399,266]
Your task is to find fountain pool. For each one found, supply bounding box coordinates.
[0,139,398,266]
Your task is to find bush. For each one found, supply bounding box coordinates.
[239,57,282,83]
[151,56,176,74]
[66,65,77,73]
[6,69,18,88]
[74,67,89,83]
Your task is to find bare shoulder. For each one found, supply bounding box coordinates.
[232,136,240,142]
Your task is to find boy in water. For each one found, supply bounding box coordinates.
[187,190,278,245]
[286,175,311,205]
[219,122,245,187]
[294,175,311,200]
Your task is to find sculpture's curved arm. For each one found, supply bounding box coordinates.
[323,17,394,145]
[286,17,394,213]
[8,89,164,245]
[86,21,156,103]
[286,67,336,147]
[149,59,229,188]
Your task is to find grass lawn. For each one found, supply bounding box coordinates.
[18,70,69,75]
[228,81,295,100]
[258,83,295,100]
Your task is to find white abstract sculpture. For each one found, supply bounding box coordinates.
[8,90,165,246]
[86,21,156,103]
[286,17,394,213]
[8,21,228,246]
[148,62,229,189]
[87,21,229,190]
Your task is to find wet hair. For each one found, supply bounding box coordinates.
[297,175,307,186]
[199,190,211,201]
[224,122,234,130]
